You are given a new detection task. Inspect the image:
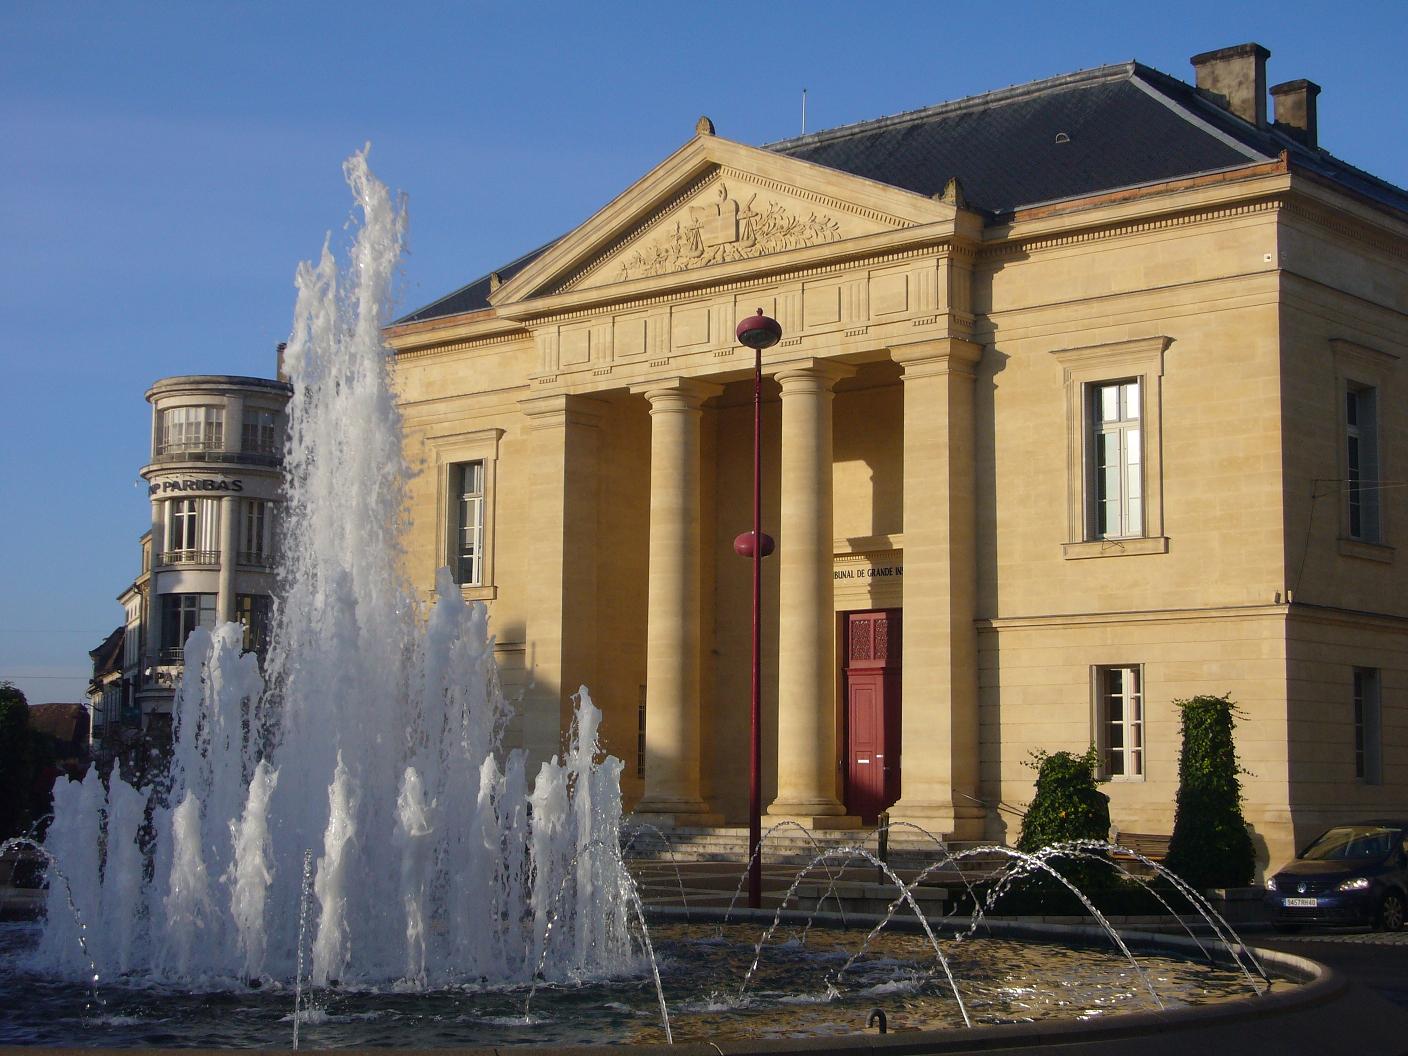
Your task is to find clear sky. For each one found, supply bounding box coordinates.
[3,0,1406,706]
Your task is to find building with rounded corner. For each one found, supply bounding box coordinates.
[92,372,290,759]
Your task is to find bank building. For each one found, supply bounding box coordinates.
[90,372,291,766]
[384,44,1408,872]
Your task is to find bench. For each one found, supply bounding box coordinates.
[1110,832,1172,865]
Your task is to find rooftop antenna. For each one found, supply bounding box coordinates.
[801,88,807,134]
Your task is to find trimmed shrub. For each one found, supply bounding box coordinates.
[1164,694,1255,891]
[1017,748,1111,850]
[1016,748,1112,896]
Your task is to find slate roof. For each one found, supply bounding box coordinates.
[88,625,124,680]
[28,703,89,749]
[395,239,558,325]
[396,60,1408,326]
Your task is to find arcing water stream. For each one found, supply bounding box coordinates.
[31,147,633,989]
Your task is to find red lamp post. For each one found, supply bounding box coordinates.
[733,308,781,909]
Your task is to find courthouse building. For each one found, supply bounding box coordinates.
[385,44,1408,871]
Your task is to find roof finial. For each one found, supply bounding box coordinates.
[489,272,502,291]
[695,115,715,136]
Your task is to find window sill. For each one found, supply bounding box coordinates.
[1338,538,1394,564]
[459,584,498,602]
[1062,536,1169,560]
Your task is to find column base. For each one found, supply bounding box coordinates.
[630,810,725,829]
[765,813,865,831]
[767,796,848,820]
[632,796,723,829]
[885,799,987,841]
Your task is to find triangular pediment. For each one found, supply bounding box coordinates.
[491,134,957,309]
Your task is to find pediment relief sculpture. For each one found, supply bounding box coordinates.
[613,182,844,282]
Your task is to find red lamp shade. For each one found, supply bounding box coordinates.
[733,531,775,558]
[736,309,782,351]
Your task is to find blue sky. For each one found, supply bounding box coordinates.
[3,1,1406,705]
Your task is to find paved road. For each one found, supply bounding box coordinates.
[1254,929,1408,1009]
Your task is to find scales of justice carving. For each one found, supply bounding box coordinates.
[616,182,843,281]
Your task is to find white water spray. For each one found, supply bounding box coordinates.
[36,146,633,987]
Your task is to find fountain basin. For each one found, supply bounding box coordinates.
[7,905,1401,1053]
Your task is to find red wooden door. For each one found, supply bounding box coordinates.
[844,610,901,822]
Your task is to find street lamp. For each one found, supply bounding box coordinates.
[733,308,781,909]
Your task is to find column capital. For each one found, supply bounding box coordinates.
[630,376,724,411]
[773,358,857,393]
[518,392,609,430]
[889,338,983,378]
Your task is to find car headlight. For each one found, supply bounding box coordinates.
[1265,876,1277,892]
[1338,877,1371,892]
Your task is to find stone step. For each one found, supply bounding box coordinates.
[621,824,1008,871]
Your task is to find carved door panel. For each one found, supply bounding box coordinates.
[844,609,901,822]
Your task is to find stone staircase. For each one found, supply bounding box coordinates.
[620,823,1008,877]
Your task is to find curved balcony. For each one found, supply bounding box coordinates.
[156,549,221,567]
[150,445,281,468]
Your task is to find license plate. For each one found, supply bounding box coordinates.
[1284,897,1319,908]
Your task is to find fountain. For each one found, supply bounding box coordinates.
[4,146,1404,1053]
[25,146,633,992]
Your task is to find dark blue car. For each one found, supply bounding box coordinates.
[1265,821,1408,931]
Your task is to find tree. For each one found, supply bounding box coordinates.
[1164,694,1255,891]
[0,681,35,840]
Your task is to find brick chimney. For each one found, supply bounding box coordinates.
[1270,79,1321,149]
[1190,43,1270,127]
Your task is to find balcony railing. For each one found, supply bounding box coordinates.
[150,448,281,467]
[157,549,220,566]
[238,551,273,568]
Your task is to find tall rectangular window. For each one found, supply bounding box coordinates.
[453,461,485,586]
[169,498,199,552]
[1096,665,1144,779]
[1354,667,1382,784]
[164,498,219,562]
[161,593,216,655]
[158,405,224,454]
[1346,386,1380,543]
[241,409,280,456]
[235,594,272,655]
[240,499,272,565]
[1090,380,1142,539]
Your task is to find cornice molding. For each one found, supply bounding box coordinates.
[982,199,1284,264]
[1282,198,1408,265]
[394,332,524,361]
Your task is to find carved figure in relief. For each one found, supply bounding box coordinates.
[615,181,842,281]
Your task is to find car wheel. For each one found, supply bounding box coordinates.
[1378,891,1406,933]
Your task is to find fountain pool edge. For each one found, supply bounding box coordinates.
[3,909,1404,1056]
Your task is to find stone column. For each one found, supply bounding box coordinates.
[519,393,606,770]
[223,393,245,455]
[632,378,722,824]
[147,497,165,669]
[217,494,239,623]
[768,360,855,826]
[887,338,985,839]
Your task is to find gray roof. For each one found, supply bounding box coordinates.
[396,61,1408,326]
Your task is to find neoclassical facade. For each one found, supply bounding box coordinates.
[386,45,1408,871]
